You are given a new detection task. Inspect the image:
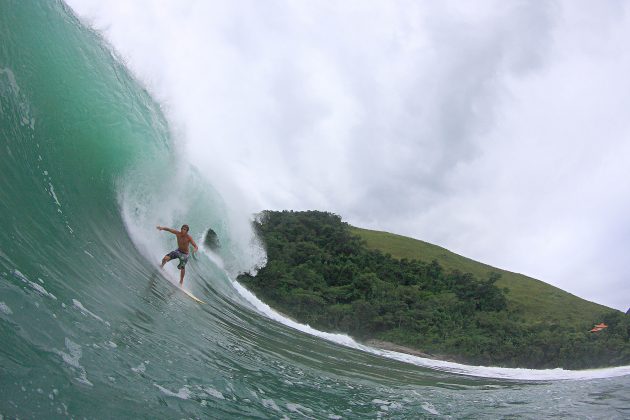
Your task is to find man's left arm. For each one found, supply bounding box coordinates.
[189,237,199,253]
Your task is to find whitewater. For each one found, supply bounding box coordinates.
[1,1,629,418]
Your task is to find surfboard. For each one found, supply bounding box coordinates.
[155,269,206,304]
[178,286,205,304]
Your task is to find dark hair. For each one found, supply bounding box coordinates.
[181,224,190,231]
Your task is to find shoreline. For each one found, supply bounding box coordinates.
[363,339,461,363]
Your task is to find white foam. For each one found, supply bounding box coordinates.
[203,387,224,400]
[370,348,630,381]
[231,279,630,381]
[58,338,82,369]
[154,384,190,400]
[12,269,27,281]
[421,402,439,415]
[131,362,147,373]
[48,183,61,206]
[28,281,57,300]
[232,281,358,347]
[55,338,93,386]
[261,399,280,412]
[74,373,93,387]
[0,302,12,315]
[12,269,57,300]
[72,299,110,326]
[372,399,390,405]
[286,403,314,416]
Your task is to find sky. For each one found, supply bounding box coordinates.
[66,0,630,311]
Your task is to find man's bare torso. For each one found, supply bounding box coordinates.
[176,232,193,254]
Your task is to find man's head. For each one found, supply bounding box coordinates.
[181,224,190,233]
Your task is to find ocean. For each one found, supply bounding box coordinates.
[1,1,629,418]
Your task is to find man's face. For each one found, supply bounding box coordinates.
[182,226,189,233]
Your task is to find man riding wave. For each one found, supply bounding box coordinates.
[157,224,199,285]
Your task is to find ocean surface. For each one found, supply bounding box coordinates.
[1,1,629,418]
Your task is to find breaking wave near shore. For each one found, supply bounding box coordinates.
[1,1,629,418]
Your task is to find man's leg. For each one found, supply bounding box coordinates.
[161,255,171,268]
[179,267,185,285]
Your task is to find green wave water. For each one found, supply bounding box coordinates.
[1,1,629,418]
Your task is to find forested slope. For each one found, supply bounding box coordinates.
[239,210,630,368]
[352,227,612,328]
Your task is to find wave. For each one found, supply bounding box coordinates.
[1,1,629,418]
[231,265,630,381]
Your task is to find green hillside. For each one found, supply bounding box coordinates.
[352,227,612,328]
[240,210,630,368]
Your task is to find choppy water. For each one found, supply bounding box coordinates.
[1,1,629,418]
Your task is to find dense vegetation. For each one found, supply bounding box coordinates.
[352,227,614,328]
[238,210,630,369]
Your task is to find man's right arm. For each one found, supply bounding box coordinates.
[156,226,178,234]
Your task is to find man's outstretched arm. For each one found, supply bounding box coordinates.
[156,226,178,234]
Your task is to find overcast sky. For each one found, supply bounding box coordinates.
[66,0,630,311]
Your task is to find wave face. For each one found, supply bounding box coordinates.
[1,1,629,418]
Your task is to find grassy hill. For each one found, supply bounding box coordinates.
[240,210,629,368]
[351,227,614,328]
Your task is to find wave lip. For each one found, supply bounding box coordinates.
[232,278,630,381]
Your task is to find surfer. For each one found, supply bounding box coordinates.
[157,224,199,285]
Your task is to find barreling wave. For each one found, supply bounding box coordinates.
[1,1,629,418]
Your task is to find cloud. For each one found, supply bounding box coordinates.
[66,0,630,311]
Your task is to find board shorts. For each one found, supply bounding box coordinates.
[166,249,189,270]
